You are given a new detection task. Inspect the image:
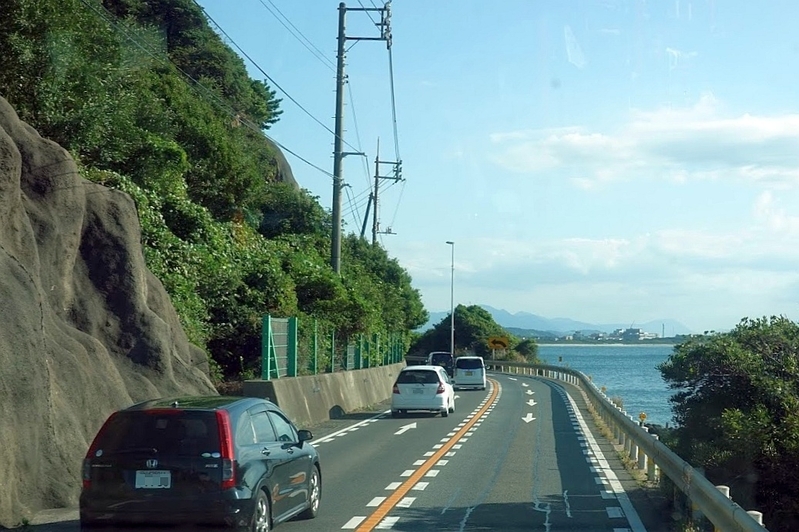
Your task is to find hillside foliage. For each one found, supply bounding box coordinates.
[659,316,799,531]
[0,0,427,379]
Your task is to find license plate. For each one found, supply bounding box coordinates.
[135,470,171,489]
[466,371,473,376]
[413,388,424,394]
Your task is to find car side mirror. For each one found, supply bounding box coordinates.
[298,429,314,443]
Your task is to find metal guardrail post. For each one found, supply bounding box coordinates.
[287,317,298,377]
[312,320,318,375]
[638,426,649,470]
[261,315,271,380]
[648,435,660,482]
[355,334,362,369]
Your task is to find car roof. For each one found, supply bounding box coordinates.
[124,396,273,413]
[401,365,443,371]
[428,351,452,355]
[456,355,483,359]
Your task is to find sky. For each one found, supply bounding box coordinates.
[194,0,799,333]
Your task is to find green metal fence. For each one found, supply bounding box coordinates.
[260,315,406,380]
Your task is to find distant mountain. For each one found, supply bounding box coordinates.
[420,305,692,337]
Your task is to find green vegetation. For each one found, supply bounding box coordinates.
[0,0,426,379]
[409,304,540,363]
[659,316,799,531]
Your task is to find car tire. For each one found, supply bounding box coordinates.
[448,401,455,414]
[441,408,449,417]
[298,465,321,519]
[391,410,400,418]
[248,489,271,532]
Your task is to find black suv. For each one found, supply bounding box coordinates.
[79,396,321,531]
[427,351,455,377]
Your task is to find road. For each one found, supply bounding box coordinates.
[27,372,670,531]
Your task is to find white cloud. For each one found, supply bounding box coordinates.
[489,94,799,188]
[390,188,799,331]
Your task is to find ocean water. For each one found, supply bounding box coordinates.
[537,344,677,426]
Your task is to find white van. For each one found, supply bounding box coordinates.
[453,356,486,390]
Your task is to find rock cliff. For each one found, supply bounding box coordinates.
[0,95,216,527]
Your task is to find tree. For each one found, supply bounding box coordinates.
[515,338,541,364]
[658,316,799,531]
[409,304,511,357]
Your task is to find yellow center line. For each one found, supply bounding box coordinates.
[355,378,501,531]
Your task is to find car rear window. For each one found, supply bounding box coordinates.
[397,370,440,384]
[430,354,452,365]
[91,411,220,456]
[456,358,484,369]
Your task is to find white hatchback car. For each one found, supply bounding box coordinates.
[391,365,455,418]
[453,356,487,390]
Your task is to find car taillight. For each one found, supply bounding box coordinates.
[436,382,446,394]
[216,410,236,489]
[82,412,119,490]
[393,383,400,394]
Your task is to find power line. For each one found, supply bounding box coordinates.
[387,45,401,161]
[342,184,363,229]
[388,178,406,230]
[199,4,366,156]
[346,82,373,191]
[357,0,378,25]
[258,0,335,72]
[78,0,332,178]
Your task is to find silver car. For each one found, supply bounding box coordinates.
[391,366,455,417]
[453,356,487,390]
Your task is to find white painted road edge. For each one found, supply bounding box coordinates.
[564,390,648,532]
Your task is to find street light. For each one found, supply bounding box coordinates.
[446,241,455,356]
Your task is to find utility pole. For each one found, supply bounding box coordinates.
[371,138,402,244]
[331,2,392,273]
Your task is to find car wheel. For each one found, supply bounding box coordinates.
[448,399,455,414]
[441,408,449,417]
[299,466,321,519]
[391,410,400,418]
[250,489,271,532]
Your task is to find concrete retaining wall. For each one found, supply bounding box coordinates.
[243,363,405,427]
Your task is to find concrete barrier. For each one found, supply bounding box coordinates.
[243,363,405,427]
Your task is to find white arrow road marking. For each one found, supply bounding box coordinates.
[509,377,518,381]
[526,390,534,395]
[522,413,536,423]
[454,395,460,399]
[522,383,529,387]
[394,422,417,435]
[527,400,537,406]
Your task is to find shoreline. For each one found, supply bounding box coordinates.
[537,342,677,347]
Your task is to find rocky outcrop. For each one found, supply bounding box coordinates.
[0,95,216,527]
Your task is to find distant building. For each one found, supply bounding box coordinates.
[607,328,659,341]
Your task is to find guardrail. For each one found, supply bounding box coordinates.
[485,360,768,532]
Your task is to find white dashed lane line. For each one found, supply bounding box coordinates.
[341,383,502,529]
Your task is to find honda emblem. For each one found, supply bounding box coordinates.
[146,459,158,469]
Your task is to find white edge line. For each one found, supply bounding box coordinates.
[314,410,390,443]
